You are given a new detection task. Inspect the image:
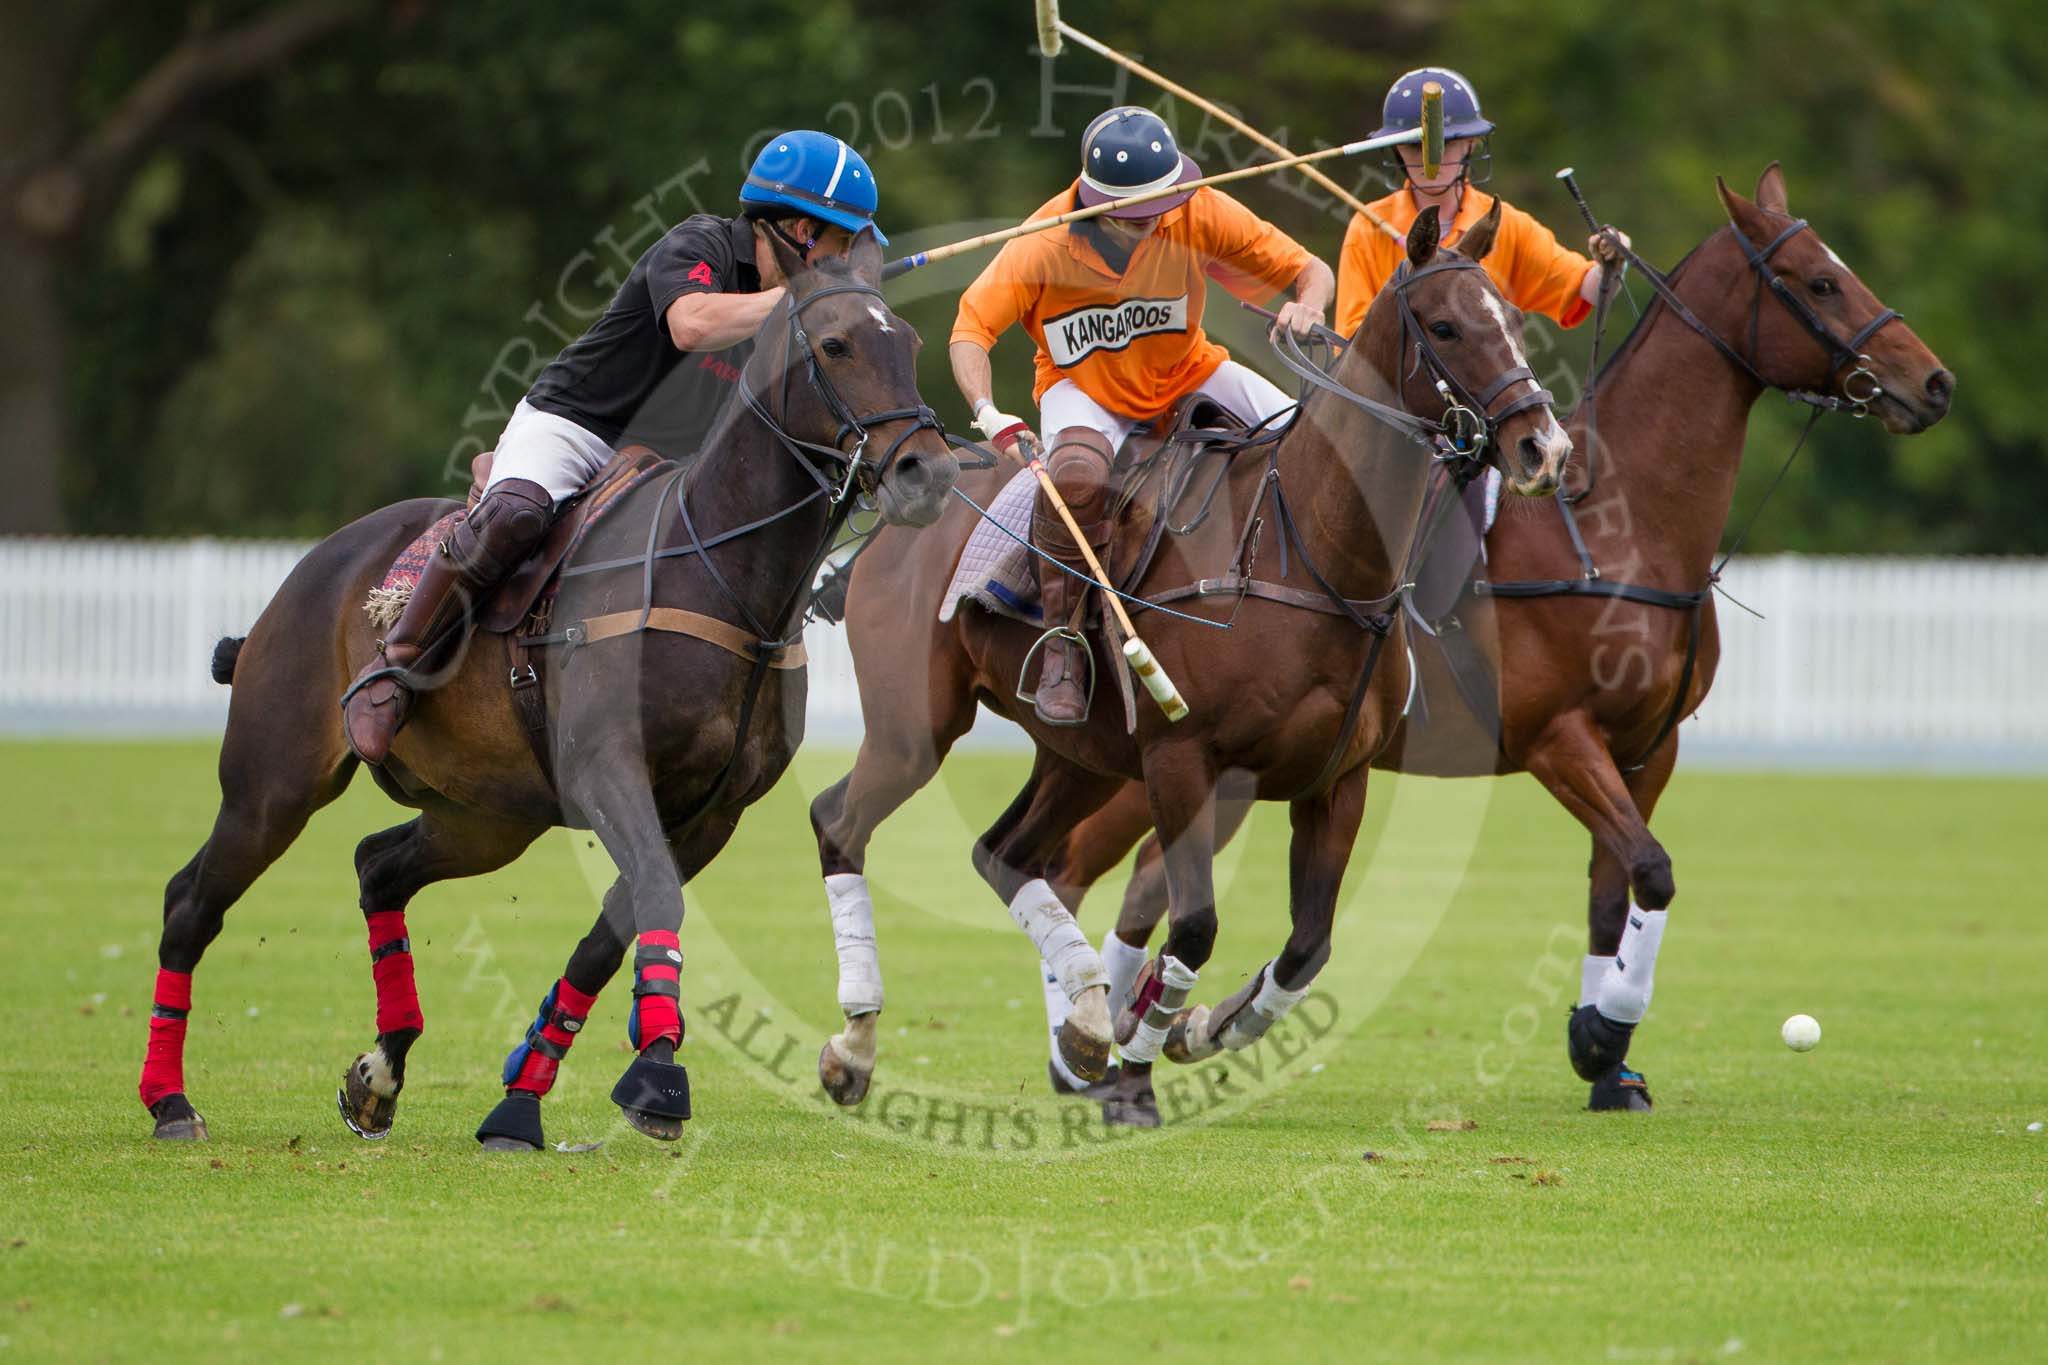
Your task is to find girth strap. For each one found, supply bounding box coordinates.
[525,607,808,669]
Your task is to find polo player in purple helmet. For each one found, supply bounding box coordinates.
[341,131,884,765]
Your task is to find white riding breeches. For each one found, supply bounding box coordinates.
[1036,360,1295,454]
[486,398,617,503]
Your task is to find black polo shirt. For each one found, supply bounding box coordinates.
[526,214,761,456]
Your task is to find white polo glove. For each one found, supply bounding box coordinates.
[972,399,1034,455]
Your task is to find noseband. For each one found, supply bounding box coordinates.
[1394,256,1554,457]
[1266,254,1555,478]
[742,281,945,506]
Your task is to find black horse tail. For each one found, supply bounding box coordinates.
[210,636,246,685]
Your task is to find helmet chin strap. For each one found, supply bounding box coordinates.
[763,217,820,266]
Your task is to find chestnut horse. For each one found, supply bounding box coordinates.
[1042,164,1954,1115]
[138,234,959,1147]
[804,204,1573,1111]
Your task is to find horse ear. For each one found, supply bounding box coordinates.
[1459,197,1503,262]
[1716,174,1770,246]
[1406,204,1442,270]
[847,226,885,286]
[1755,161,1789,215]
[760,219,811,291]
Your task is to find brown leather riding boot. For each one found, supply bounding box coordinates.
[1031,554,1093,727]
[342,478,554,764]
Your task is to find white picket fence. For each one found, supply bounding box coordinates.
[2,537,2044,768]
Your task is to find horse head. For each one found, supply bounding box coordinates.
[754,227,960,526]
[1381,201,1573,497]
[1715,164,1953,435]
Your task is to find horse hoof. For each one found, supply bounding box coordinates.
[475,1091,544,1151]
[1163,1005,1218,1064]
[819,1039,872,1107]
[149,1093,209,1142]
[1566,1004,1636,1082]
[612,1053,690,1140]
[337,1053,398,1140]
[1588,1066,1654,1112]
[1099,1066,1161,1129]
[1057,987,1113,1084]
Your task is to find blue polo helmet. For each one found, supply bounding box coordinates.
[740,130,886,245]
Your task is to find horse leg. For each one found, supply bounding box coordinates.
[331,808,543,1138]
[1166,767,1366,1066]
[142,682,357,1140]
[556,751,695,1142]
[810,680,975,1108]
[971,754,1124,1084]
[1522,712,1678,1097]
[1578,732,1680,1111]
[476,874,634,1151]
[477,813,741,1151]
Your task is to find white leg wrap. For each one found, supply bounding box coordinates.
[1102,933,1149,1020]
[827,873,883,1015]
[1121,956,1199,1064]
[1007,879,1107,1001]
[1214,960,1311,1052]
[1595,905,1666,1024]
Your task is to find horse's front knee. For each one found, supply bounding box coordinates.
[1629,846,1675,910]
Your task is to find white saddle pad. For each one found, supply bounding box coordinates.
[939,466,1043,626]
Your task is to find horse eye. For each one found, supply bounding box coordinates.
[1808,277,1837,297]
[1430,321,1458,340]
[820,337,851,358]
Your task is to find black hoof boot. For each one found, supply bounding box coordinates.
[1567,1004,1636,1083]
[475,1090,545,1151]
[613,1053,691,1141]
[149,1093,208,1142]
[1588,1066,1654,1112]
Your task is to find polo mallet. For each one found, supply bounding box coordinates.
[882,89,1440,280]
[1556,166,1639,319]
[1033,0,1404,240]
[1016,431,1189,723]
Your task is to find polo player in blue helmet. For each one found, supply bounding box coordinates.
[341,131,885,764]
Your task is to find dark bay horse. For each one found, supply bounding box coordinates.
[805,204,1573,1107]
[138,233,959,1147]
[1043,164,1954,1112]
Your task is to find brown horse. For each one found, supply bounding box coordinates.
[1040,164,1954,1114]
[804,203,1573,1109]
[137,233,959,1147]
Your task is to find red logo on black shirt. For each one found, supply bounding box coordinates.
[687,261,714,287]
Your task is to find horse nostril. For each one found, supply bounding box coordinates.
[1518,435,1546,476]
[894,454,928,486]
[1924,368,1954,407]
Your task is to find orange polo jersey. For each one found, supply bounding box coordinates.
[952,182,1313,419]
[1334,188,1594,337]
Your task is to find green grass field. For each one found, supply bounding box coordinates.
[2,740,2042,1362]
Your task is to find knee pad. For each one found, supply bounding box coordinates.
[449,477,553,583]
[1045,427,1115,514]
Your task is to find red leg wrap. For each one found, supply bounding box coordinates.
[507,978,600,1096]
[367,910,425,1035]
[631,931,682,1049]
[139,968,194,1107]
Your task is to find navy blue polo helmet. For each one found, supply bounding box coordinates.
[1075,107,1203,218]
[1372,67,1494,140]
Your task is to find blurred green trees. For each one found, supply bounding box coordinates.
[11,0,2041,551]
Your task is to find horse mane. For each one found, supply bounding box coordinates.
[1587,231,1720,388]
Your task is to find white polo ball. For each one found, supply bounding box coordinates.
[1781,1014,1822,1052]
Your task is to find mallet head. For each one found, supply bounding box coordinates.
[1035,0,1063,57]
[1421,81,1445,180]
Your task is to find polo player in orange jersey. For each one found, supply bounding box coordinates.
[950,105,1335,730]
